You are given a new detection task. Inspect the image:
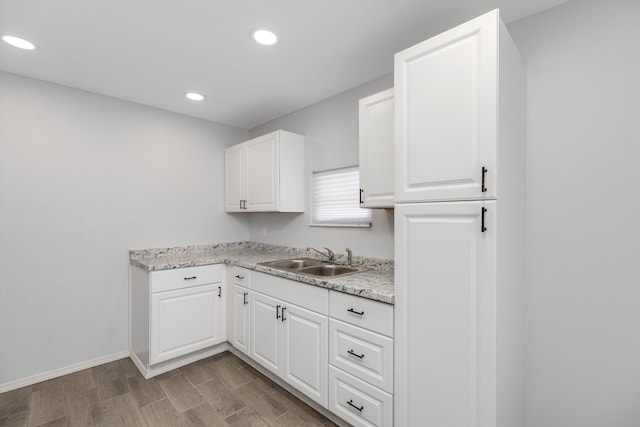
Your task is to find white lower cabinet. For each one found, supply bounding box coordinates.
[150,283,224,364]
[328,291,394,427]
[231,283,251,356]
[250,272,329,408]
[329,319,393,394]
[130,264,226,377]
[282,302,328,405]
[251,291,283,374]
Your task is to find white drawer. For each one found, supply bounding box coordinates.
[232,266,251,288]
[252,271,328,315]
[329,365,392,427]
[330,291,393,337]
[151,264,222,293]
[329,319,393,393]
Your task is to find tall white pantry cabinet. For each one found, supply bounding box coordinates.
[394,9,526,427]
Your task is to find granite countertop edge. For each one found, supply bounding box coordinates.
[129,242,394,305]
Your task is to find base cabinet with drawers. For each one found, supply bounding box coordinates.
[130,264,226,377]
[328,291,394,427]
[228,270,394,427]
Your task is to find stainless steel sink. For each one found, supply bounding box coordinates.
[296,265,361,277]
[260,258,325,270]
[258,258,369,278]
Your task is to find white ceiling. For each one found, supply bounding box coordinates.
[0,0,567,129]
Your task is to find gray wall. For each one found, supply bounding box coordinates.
[508,2,640,426]
[0,72,250,386]
[248,75,395,259]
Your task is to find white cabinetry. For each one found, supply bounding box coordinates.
[395,9,523,203]
[250,271,329,407]
[328,291,394,427]
[359,88,394,208]
[231,267,251,356]
[225,130,305,212]
[130,264,226,377]
[394,9,525,427]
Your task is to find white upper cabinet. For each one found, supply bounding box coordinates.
[224,144,245,212]
[359,88,395,208]
[225,130,305,212]
[395,9,512,203]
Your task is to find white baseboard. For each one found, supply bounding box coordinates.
[0,350,130,393]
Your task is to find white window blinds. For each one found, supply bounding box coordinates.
[311,166,372,227]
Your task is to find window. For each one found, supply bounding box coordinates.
[311,166,372,227]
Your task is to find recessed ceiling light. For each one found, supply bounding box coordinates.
[2,35,36,50]
[185,92,205,101]
[251,28,278,46]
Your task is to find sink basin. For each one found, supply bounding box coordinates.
[296,265,361,277]
[259,258,326,270]
[258,258,369,278]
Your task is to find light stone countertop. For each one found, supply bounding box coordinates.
[130,242,394,304]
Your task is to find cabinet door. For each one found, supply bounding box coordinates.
[246,133,279,211]
[225,144,245,212]
[250,291,283,376]
[394,201,496,427]
[282,303,328,407]
[150,284,222,364]
[395,10,498,202]
[359,88,395,208]
[232,284,251,356]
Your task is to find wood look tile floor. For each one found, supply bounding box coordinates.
[0,352,338,427]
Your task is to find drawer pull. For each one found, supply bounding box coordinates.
[243,292,248,305]
[218,286,221,297]
[347,349,365,359]
[183,276,197,280]
[347,399,364,412]
[347,308,365,316]
[234,275,245,279]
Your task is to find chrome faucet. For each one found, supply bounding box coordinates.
[307,247,335,263]
[345,248,353,266]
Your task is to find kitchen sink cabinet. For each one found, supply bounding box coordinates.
[250,272,329,408]
[359,88,395,208]
[224,129,305,212]
[130,264,226,378]
[251,291,283,374]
